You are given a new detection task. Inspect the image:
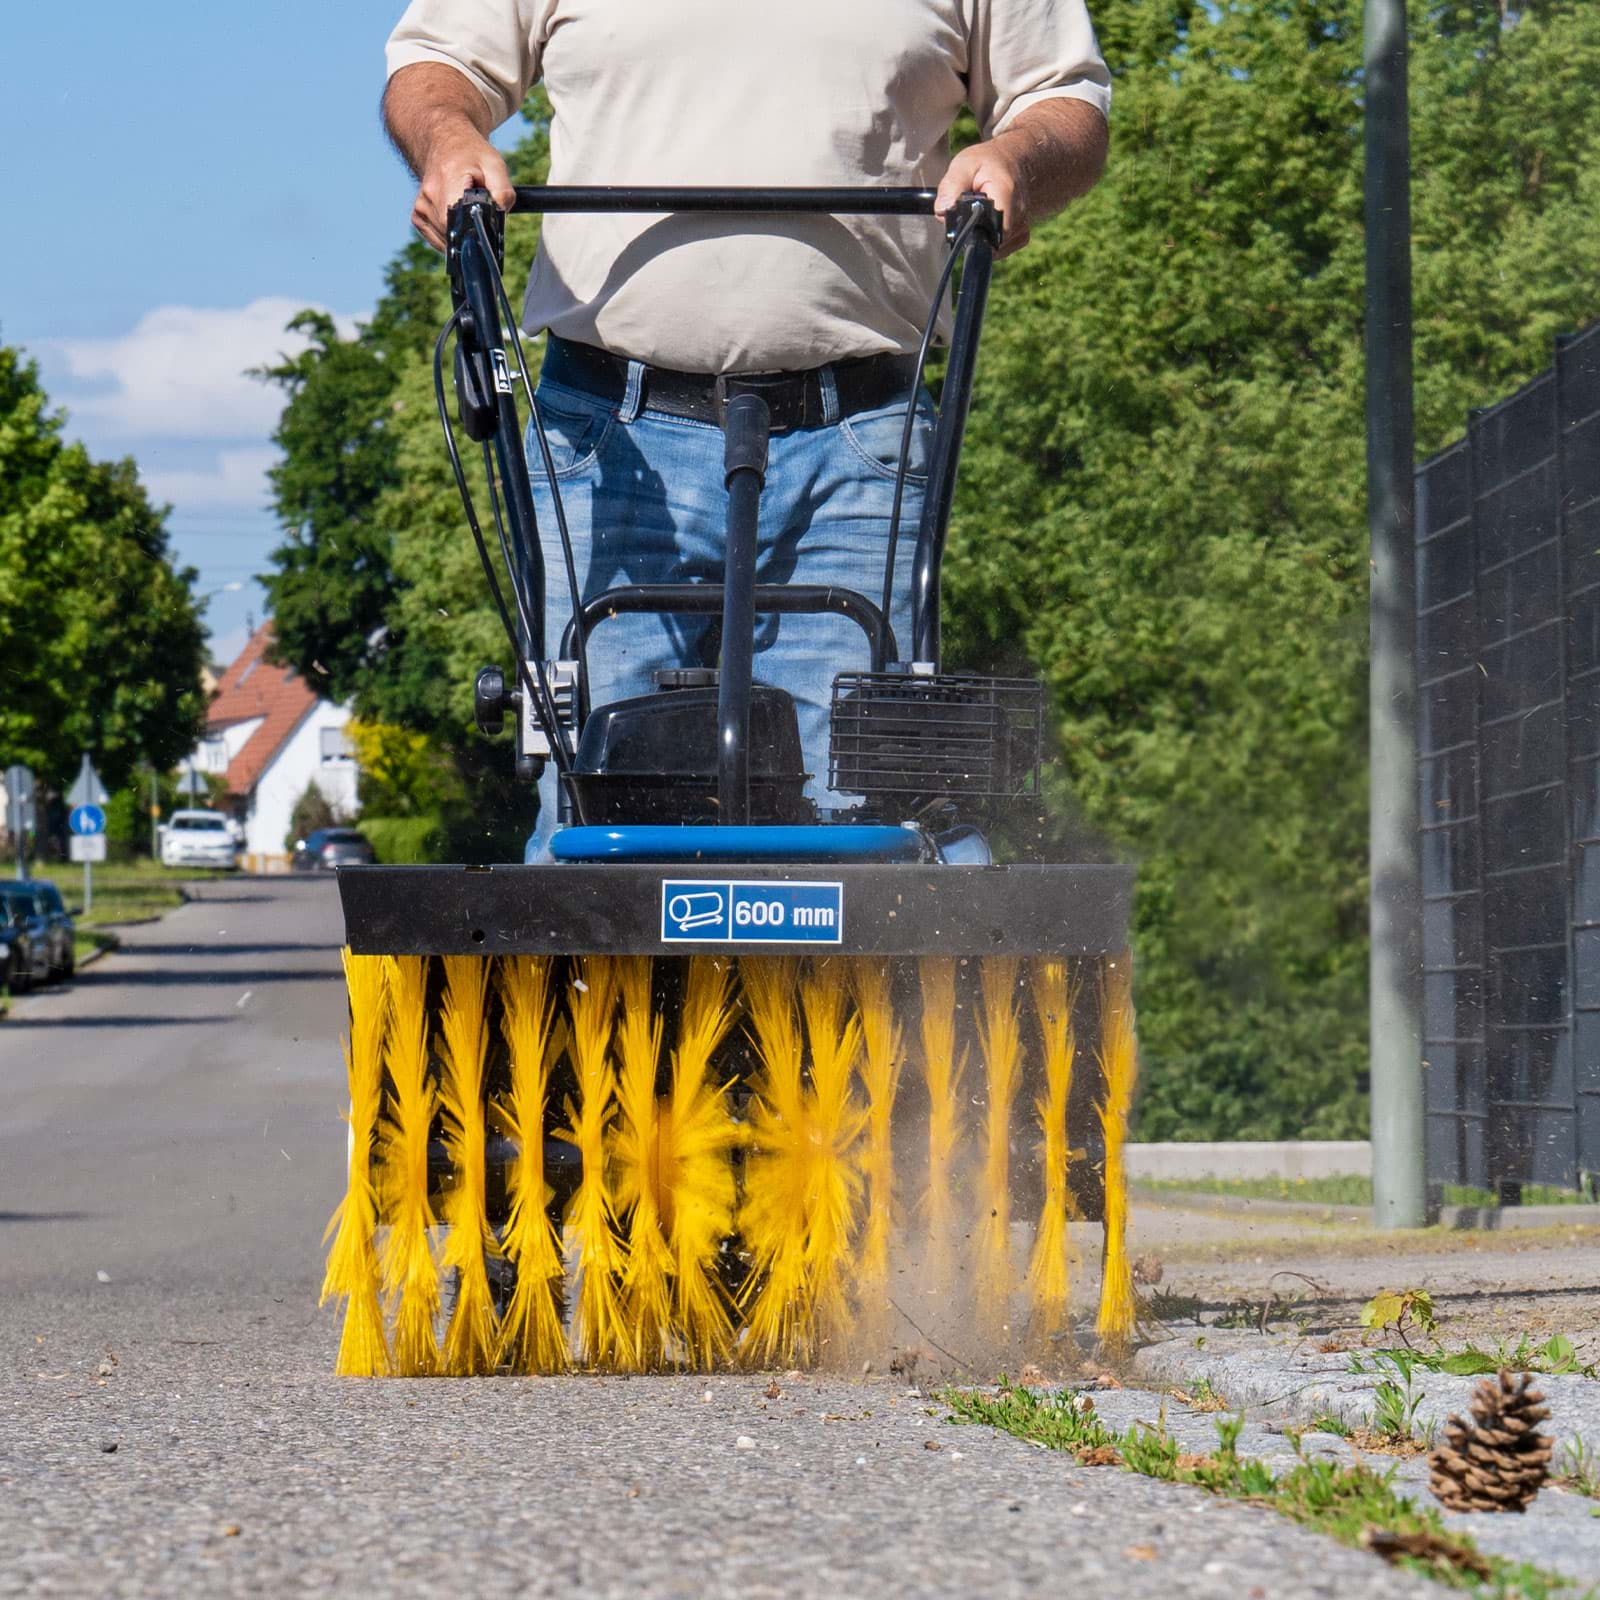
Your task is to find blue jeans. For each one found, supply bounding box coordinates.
[524,366,933,858]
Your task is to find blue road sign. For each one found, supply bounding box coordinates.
[69,804,107,836]
[660,880,843,945]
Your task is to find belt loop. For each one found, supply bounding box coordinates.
[618,358,646,423]
[818,363,841,427]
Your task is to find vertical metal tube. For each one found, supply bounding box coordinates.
[911,236,994,666]
[1365,0,1426,1228]
[718,393,771,825]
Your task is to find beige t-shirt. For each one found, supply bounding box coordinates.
[387,0,1110,372]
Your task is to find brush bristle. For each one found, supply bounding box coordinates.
[1026,958,1080,1355]
[737,957,814,1366]
[917,957,965,1304]
[377,955,440,1377]
[663,958,742,1369]
[797,962,866,1352]
[612,957,674,1367]
[495,956,568,1374]
[322,951,390,1377]
[438,956,499,1375]
[1094,957,1139,1354]
[850,958,902,1350]
[562,957,632,1368]
[974,958,1022,1345]
[336,940,1136,1379]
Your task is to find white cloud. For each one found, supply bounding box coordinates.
[142,446,281,513]
[50,299,362,441]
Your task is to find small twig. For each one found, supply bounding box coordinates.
[888,1298,976,1377]
[1268,1270,1331,1298]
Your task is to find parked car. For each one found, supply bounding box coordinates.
[292,828,376,872]
[29,879,76,981]
[160,810,240,870]
[0,883,53,990]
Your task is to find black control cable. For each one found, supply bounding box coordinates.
[471,209,592,723]
[881,206,981,651]
[431,312,580,793]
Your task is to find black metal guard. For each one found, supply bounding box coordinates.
[558,585,897,673]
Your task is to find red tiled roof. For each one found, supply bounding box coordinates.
[206,623,319,796]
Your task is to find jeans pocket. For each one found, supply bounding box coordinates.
[840,397,935,483]
[528,383,615,478]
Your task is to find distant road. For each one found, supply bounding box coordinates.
[0,878,1438,1600]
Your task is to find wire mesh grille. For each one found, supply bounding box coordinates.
[828,672,1043,813]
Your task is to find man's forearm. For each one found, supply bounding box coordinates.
[992,97,1108,225]
[383,62,515,250]
[384,62,496,179]
[934,94,1108,254]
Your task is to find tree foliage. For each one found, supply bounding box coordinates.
[261,5,1600,1135]
[0,344,207,792]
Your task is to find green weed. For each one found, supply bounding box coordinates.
[944,1383,1583,1599]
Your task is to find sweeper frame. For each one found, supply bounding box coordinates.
[326,186,1140,1378]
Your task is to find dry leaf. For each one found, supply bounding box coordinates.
[1079,1445,1123,1467]
[1122,1544,1158,1562]
[1132,1254,1164,1286]
[764,1380,782,1400]
[1360,1528,1489,1579]
[924,1438,942,1452]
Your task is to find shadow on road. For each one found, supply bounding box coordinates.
[0,1210,98,1224]
[0,1015,235,1028]
[126,943,346,958]
[76,968,340,988]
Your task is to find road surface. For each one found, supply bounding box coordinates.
[0,879,1445,1598]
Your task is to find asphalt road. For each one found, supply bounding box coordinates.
[0,878,1448,1599]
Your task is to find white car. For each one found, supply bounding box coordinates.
[160,810,240,870]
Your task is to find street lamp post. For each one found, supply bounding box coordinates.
[1365,0,1427,1229]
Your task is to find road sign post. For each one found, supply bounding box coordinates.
[67,760,110,915]
[4,765,34,880]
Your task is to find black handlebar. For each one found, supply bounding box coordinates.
[510,185,941,217]
[441,185,1000,819]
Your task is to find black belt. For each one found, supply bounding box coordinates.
[541,335,918,433]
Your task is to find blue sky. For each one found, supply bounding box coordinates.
[2,2,506,665]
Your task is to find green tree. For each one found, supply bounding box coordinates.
[0,344,207,792]
[950,0,1600,1136]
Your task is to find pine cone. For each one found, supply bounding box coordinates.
[1428,1369,1553,1513]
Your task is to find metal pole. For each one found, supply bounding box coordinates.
[9,773,23,881]
[84,859,92,915]
[150,770,159,860]
[1365,0,1426,1228]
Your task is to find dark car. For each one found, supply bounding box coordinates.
[0,883,52,991]
[292,828,377,872]
[29,879,76,981]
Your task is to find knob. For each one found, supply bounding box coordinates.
[475,665,508,736]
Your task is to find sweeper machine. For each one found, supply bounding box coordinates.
[324,186,1137,1377]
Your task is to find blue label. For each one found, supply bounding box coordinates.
[661,880,844,945]
[68,804,106,836]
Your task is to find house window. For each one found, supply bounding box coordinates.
[320,727,355,767]
[201,737,229,774]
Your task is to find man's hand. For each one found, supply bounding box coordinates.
[384,63,516,252]
[935,97,1108,257]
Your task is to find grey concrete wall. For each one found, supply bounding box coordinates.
[1125,1140,1371,1182]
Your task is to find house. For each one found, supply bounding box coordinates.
[192,623,358,869]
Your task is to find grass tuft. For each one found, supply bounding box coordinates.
[944,1383,1585,1599]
